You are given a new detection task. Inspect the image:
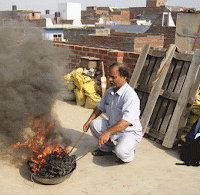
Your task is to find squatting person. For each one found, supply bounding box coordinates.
[83,62,142,163]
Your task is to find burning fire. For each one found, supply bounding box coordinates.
[12,116,69,173]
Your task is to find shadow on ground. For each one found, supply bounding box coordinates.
[19,162,32,182]
[92,155,123,167]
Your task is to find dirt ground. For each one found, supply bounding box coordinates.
[0,99,200,195]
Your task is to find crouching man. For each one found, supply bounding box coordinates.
[83,62,142,163]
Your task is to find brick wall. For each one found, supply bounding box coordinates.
[102,11,130,25]
[78,35,135,52]
[145,25,176,48]
[134,35,164,53]
[77,34,164,52]
[27,18,46,27]
[54,43,139,74]
[129,7,164,20]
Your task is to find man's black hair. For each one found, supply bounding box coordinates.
[110,62,131,81]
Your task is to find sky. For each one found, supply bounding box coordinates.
[0,0,200,14]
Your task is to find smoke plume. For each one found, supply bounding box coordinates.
[0,20,72,166]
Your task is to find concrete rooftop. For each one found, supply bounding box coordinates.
[0,99,200,195]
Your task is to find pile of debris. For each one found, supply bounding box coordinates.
[63,57,105,109]
[27,151,76,178]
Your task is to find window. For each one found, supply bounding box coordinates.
[53,34,62,42]
[53,34,62,38]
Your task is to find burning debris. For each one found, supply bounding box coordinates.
[27,151,76,178]
[12,115,76,179]
[0,20,72,167]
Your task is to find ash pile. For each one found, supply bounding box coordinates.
[0,20,72,166]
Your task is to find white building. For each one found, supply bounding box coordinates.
[44,28,66,42]
[58,2,81,20]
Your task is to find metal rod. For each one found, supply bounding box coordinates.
[69,132,85,154]
[76,145,99,162]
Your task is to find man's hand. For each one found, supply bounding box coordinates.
[83,108,102,132]
[83,122,90,132]
[99,131,111,147]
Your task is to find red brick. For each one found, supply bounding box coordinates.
[115,51,124,57]
[99,49,108,54]
[134,50,140,54]
[109,50,124,57]
[80,52,86,56]
[116,57,123,63]
[88,53,95,57]
[108,57,116,62]
[128,53,139,58]
[69,45,75,49]
[104,55,109,60]
[72,59,78,63]
[73,51,79,55]
[92,48,99,52]
[124,53,129,57]
[123,58,135,64]
[75,46,82,50]
[107,61,113,66]
[83,47,90,51]
[95,54,103,58]
[127,64,135,70]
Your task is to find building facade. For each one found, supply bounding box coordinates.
[146,0,167,7]
[44,28,66,42]
[58,3,81,21]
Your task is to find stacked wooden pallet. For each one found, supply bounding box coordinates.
[129,44,200,148]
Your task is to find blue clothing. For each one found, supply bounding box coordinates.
[97,82,142,142]
[186,118,200,145]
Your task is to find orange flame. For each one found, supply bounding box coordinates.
[12,116,69,173]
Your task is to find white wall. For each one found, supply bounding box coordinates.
[44,29,66,42]
[58,3,81,20]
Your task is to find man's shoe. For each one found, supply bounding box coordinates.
[117,158,131,164]
[91,148,114,156]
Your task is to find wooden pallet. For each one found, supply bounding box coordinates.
[129,44,200,148]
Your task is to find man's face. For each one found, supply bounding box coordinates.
[108,66,126,91]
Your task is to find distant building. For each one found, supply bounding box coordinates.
[42,10,55,21]
[146,0,167,7]
[81,0,190,26]
[44,28,66,42]
[58,3,81,21]
[0,5,42,21]
[81,6,130,25]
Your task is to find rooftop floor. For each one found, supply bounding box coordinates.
[0,99,200,195]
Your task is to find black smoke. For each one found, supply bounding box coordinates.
[0,20,71,166]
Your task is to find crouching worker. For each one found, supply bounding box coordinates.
[83,62,142,163]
